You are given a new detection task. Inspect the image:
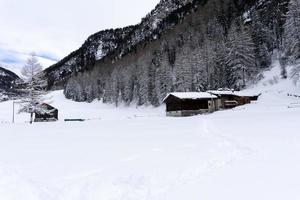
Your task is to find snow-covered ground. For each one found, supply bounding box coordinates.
[0,63,300,200]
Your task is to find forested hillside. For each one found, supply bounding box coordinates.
[45,0,298,106]
[0,66,20,100]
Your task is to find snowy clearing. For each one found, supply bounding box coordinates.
[1,63,300,200]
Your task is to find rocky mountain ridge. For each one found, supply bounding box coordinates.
[45,0,197,89]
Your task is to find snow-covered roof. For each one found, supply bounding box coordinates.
[163,92,217,102]
[235,91,261,97]
[207,90,260,97]
[207,90,237,96]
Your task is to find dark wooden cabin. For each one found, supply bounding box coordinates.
[241,93,261,101]
[34,103,58,122]
[163,92,220,117]
[208,90,256,109]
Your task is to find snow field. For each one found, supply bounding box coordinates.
[0,112,250,200]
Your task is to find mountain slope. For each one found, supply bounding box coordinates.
[44,0,195,89]
[0,66,20,92]
[44,26,136,89]
[45,0,290,105]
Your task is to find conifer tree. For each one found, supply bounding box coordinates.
[283,0,300,83]
[284,0,300,61]
[226,22,256,88]
[18,53,48,124]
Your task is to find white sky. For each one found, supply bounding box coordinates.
[0,0,160,73]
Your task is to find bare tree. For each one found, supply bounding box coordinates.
[18,53,48,124]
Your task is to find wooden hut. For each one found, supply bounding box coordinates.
[163,92,220,117]
[34,103,58,122]
[207,90,251,109]
[237,92,261,101]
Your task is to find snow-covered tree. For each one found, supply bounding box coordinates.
[18,53,48,124]
[283,0,300,83]
[226,22,256,88]
[284,0,300,61]
[250,12,272,69]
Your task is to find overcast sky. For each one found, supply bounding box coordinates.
[0,0,160,74]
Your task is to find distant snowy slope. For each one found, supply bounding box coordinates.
[245,59,300,96]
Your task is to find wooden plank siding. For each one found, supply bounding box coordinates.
[164,94,219,117]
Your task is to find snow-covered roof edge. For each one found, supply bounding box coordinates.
[207,90,261,97]
[163,92,218,102]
